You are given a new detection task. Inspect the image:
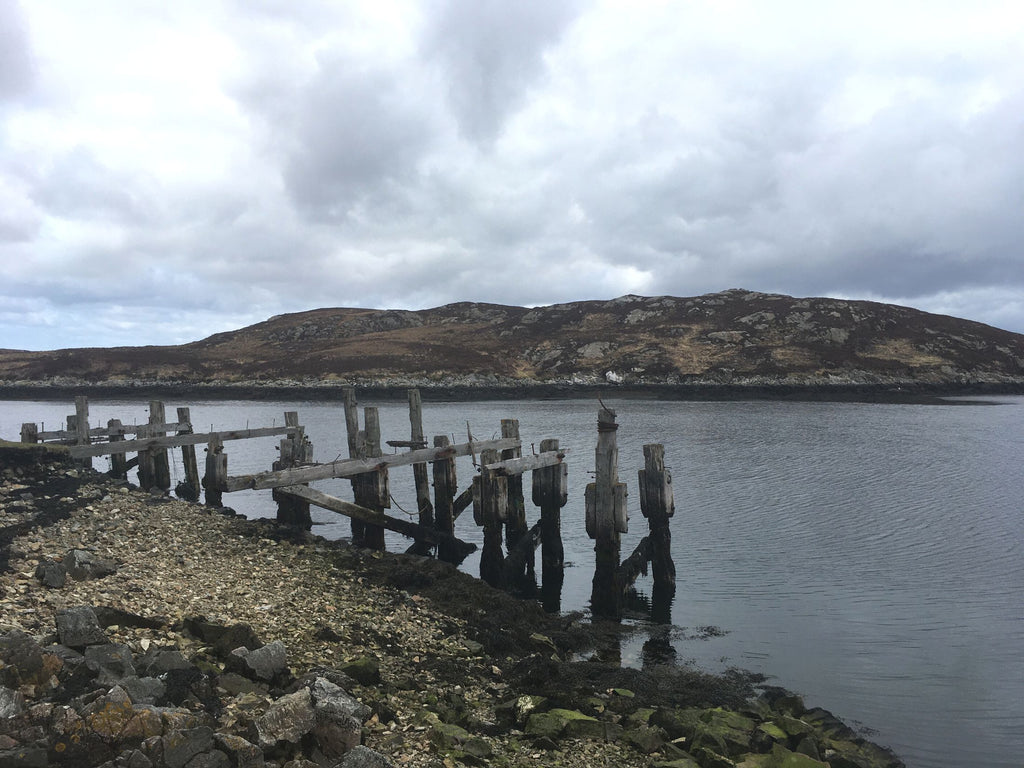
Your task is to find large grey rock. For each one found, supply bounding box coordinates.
[162,726,215,768]
[34,558,67,588]
[0,686,25,717]
[138,647,193,677]
[181,750,230,768]
[56,606,108,648]
[65,549,117,581]
[230,640,287,682]
[85,643,136,685]
[0,746,48,767]
[255,688,315,748]
[0,631,49,687]
[337,746,396,768]
[120,675,167,706]
[309,677,371,722]
[213,734,264,768]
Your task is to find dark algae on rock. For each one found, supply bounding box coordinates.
[0,447,904,767]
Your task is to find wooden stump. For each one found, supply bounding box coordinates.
[474,448,508,587]
[638,443,676,592]
[586,406,628,619]
[107,419,127,479]
[432,435,458,562]
[175,408,201,501]
[203,436,226,508]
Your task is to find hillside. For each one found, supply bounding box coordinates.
[2,289,1023,394]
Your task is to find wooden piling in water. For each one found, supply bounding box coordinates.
[20,423,38,444]
[408,390,432,524]
[342,388,366,545]
[586,406,628,619]
[352,407,388,550]
[432,435,459,562]
[475,447,508,588]
[175,408,201,501]
[501,419,530,583]
[107,419,127,479]
[203,436,226,508]
[533,437,567,581]
[638,443,676,592]
[148,401,171,491]
[274,412,313,528]
[73,396,91,470]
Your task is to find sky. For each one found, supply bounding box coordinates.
[2,0,1023,351]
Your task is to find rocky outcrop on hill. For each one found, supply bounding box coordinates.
[2,289,1022,393]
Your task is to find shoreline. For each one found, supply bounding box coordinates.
[2,380,1022,405]
[0,445,907,767]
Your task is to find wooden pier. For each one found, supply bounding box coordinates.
[19,390,678,617]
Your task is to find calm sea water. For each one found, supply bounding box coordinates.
[3,395,1023,768]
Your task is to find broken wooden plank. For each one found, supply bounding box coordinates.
[483,450,566,476]
[225,436,519,492]
[278,485,476,557]
[67,425,300,459]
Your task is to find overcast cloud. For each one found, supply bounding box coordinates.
[2,0,1023,350]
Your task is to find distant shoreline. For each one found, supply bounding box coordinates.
[2,380,1022,404]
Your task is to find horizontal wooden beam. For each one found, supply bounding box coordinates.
[482,450,566,476]
[277,485,476,556]
[225,437,519,492]
[39,422,190,441]
[67,425,301,459]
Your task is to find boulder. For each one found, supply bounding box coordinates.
[337,746,396,768]
[56,606,108,649]
[689,708,757,758]
[34,558,67,588]
[339,656,380,687]
[0,686,25,718]
[65,549,117,581]
[0,631,60,688]
[309,677,370,721]
[183,618,262,657]
[213,734,264,768]
[119,676,167,706]
[137,647,193,677]
[84,643,136,685]
[161,726,216,768]
[229,641,288,683]
[255,688,316,748]
[766,743,828,767]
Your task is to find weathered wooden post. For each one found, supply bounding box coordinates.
[149,401,171,492]
[533,437,568,583]
[273,412,312,528]
[432,435,458,562]
[107,419,127,479]
[501,419,530,582]
[175,408,201,501]
[342,388,365,544]
[586,406,628,619]
[352,407,388,550]
[638,443,676,592]
[474,448,508,587]
[408,390,432,528]
[20,423,38,444]
[74,396,92,470]
[137,423,156,490]
[203,436,226,507]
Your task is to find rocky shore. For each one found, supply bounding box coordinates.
[0,444,905,768]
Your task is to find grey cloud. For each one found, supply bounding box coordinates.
[421,0,581,144]
[0,0,34,102]
[270,58,437,220]
[30,147,161,225]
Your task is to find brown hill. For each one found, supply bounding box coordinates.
[2,290,1023,393]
